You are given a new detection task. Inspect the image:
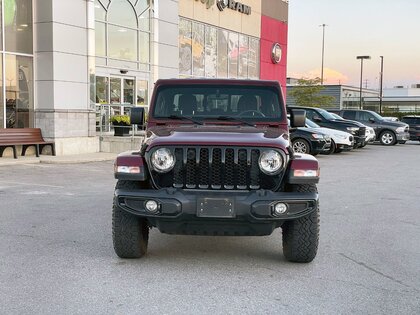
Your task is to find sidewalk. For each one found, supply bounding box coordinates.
[0,152,117,167]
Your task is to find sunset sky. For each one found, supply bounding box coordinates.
[287,0,420,89]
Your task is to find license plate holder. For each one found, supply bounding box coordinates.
[197,197,235,218]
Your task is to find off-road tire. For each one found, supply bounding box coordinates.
[379,130,396,146]
[282,184,319,263]
[113,180,149,258]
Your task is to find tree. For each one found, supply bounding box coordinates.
[288,77,335,107]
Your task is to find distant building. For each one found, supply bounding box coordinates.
[364,85,420,113]
[286,80,379,109]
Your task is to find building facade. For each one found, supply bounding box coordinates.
[0,0,288,155]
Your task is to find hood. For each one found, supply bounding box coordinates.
[145,124,289,152]
[378,120,408,128]
[314,127,351,137]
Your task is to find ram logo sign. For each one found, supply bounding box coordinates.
[217,0,251,15]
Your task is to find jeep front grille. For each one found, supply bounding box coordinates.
[149,147,284,191]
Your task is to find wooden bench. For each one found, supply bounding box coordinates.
[0,128,56,159]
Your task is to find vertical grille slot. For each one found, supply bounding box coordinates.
[211,148,222,189]
[250,149,260,189]
[237,149,248,189]
[173,148,184,188]
[199,148,209,188]
[224,148,235,189]
[186,148,197,188]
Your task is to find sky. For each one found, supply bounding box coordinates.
[287,0,420,89]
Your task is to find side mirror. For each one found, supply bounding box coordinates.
[369,117,375,123]
[130,107,145,125]
[290,109,306,127]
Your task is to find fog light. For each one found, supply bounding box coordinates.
[273,202,288,216]
[145,200,159,213]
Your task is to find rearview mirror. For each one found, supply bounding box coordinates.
[313,115,322,122]
[369,117,375,123]
[290,109,306,127]
[130,107,145,126]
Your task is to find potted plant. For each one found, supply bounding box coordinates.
[110,115,130,136]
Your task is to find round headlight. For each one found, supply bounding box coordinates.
[259,150,284,175]
[151,148,175,173]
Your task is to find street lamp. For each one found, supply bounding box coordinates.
[356,55,371,109]
[319,24,327,85]
[379,56,384,114]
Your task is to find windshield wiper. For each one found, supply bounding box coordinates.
[211,115,256,127]
[167,115,203,125]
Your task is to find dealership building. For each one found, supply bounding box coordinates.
[0,0,288,155]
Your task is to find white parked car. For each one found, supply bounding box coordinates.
[365,126,376,143]
[305,119,354,154]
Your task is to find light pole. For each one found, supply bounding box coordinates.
[379,56,384,114]
[319,24,327,85]
[356,55,371,109]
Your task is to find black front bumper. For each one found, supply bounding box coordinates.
[115,188,318,236]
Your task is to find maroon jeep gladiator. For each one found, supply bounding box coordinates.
[113,79,320,263]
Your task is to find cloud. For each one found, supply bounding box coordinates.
[289,68,349,84]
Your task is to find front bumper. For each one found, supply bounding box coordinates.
[115,188,318,236]
[397,132,410,141]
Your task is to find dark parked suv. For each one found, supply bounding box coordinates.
[401,116,420,142]
[287,106,367,148]
[336,109,410,145]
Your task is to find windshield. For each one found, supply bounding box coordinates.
[318,108,337,120]
[306,118,320,128]
[331,113,344,120]
[367,110,384,121]
[152,85,283,122]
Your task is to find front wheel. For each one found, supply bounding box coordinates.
[379,130,396,145]
[325,140,336,155]
[282,184,319,263]
[112,180,149,258]
[292,138,311,154]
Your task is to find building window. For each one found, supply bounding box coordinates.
[1,0,34,129]
[179,17,260,80]
[94,0,151,70]
[5,55,34,128]
[5,0,33,54]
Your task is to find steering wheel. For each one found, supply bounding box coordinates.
[237,110,266,117]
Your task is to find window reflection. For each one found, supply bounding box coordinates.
[248,38,260,79]
[5,0,33,54]
[108,0,137,28]
[228,32,239,78]
[110,78,121,104]
[108,25,137,61]
[238,35,248,78]
[95,0,151,67]
[95,22,106,57]
[137,80,148,105]
[0,56,3,128]
[96,76,109,104]
[205,26,217,78]
[5,55,33,128]
[179,18,260,80]
[217,29,228,78]
[94,0,106,21]
[192,23,205,77]
[123,79,134,104]
[179,19,192,75]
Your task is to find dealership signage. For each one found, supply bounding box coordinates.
[195,0,251,15]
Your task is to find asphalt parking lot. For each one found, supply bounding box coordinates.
[1,142,419,314]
